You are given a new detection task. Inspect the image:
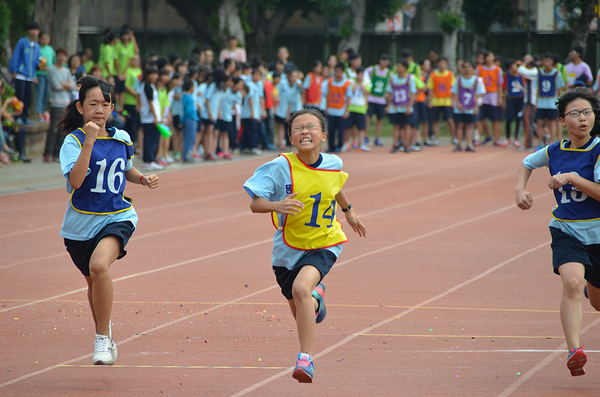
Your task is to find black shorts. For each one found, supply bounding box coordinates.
[114,76,126,94]
[430,106,453,121]
[550,226,600,289]
[536,108,558,121]
[172,115,183,130]
[367,102,386,119]
[347,112,366,130]
[64,221,134,277]
[453,113,476,124]
[274,115,287,125]
[273,249,337,300]
[480,104,502,121]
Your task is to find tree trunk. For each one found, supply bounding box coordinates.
[245,4,295,63]
[218,0,245,47]
[33,0,54,35]
[337,0,367,53]
[570,0,596,55]
[440,0,463,69]
[165,0,220,50]
[442,31,458,68]
[51,0,80,55]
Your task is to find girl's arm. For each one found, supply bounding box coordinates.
[549,173,600,202]
[126,167,159,189]
[335,189,366,237]
[515,163,534,210]
[68,122,100,189]
[250,192,304,215]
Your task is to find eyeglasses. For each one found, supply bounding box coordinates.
[564,108,594,118]
[291,123,321,132]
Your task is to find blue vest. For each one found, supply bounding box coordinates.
[538,71,557,98]
[69,127,135,215]
[505,74,524,98]
[548,138,600,221]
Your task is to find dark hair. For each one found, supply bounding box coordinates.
[272,72,281,79]
[212,66,227,89]
[56,48,68,57]
[312,60,322,69]
[401,49,413,58]
[223,58,235,70]
[156,57,169,70]
[57,76,115,135]
[438,57,448,64]
[348,53,361,62]
[120,24,132,37]
[182,79,194,92]
[356,66,365,74]
[158,68,170,77]
[27,22,40,31]
[504,58,516,70]
[335,61,346,71]
[379,54,391,62]
[462,60,475,69]
[143,66,159,82]
[396,58,409,68]
[168,53,180,65]
[556,87,600,137]
[288,108,328,136]
[572,46,584,57]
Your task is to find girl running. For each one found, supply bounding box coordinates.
[58,76,159,365]
[516,87,600,376]
[244,108,366,382]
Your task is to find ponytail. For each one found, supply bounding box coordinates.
[57,100,84,135]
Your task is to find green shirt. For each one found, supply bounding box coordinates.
[158,87,169,116]
[36,45,56,76]
[83,60,95,74]
[124,67,142,106]
[114,40,136,75]
[99,43,115,78]
[348,82,372,114]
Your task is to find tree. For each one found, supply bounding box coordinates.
[32,0,80,56]
[462,0,515,50]
[0,0,35,64]
[436,0,463,68]
[556,0,596,54]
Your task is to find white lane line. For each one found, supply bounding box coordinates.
[229,242,550,397]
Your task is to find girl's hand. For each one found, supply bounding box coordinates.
[548,173,571,190]
[82,121,101,142]
[515,189,533,210]
[345,209,366,237]
[141,174,159,189]
[276,192,304,215]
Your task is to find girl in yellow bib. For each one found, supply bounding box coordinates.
[244,108,366,383]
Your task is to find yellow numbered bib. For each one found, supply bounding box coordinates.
[273,153,348,250]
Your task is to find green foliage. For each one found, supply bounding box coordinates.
[339,21,354,38]
[0,1,11,51]
[5,0,35,44]
[556,0,595,30]
[437,10,464,34]
[463,0,515,37]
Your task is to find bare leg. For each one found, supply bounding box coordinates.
[88,236,120,337]
[290,266,321,356]
[558,262,586,350]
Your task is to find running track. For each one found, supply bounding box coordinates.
[1,145,599,396]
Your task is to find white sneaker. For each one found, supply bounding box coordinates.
[251,147,263,155]
[93,321,117,365]
[340,142,349,153]
[358,144,371,152]
[410,144,422,151]
[149,162,164,170]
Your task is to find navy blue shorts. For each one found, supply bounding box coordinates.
[367,102,386,119]
[453,113,476,124]
[430,106,453,121]
[536,108,558,121]
[274,115,287,125]
[216,119,233,133]
[114,76,125,94]
[64,221,134,277]
[550,227,600,288]
[201,118,214,128]
[415,102,428,124]
[480,104,502,121]
[172,115,183,130]
[347,112,366,130]
[273,249,337,300]
[505,97,524,122]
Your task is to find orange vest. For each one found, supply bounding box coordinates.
[327,78,351,109]
[478,65,500,93]
[431,71,453,98]
[305,73,323,105]
[416,74,427,102]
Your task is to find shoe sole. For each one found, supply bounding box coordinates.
[292,367,313,383]
[567,350,587,376]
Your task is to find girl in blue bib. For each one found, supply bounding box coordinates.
[58,76,159,366]
[516,88,600,377]
[244,108,366,383]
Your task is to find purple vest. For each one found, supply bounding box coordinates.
[391,76,410,107]
[457,77,476,110]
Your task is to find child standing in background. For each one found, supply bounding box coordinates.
[35,31,55,121]
[322,62,352,153]
[388,59,417,153]
[302,61,323,110]
[451,60,485,152]
[503,59,525,148]
[427,57,455,146]
[347,67,371,152]
[180,79,198,162]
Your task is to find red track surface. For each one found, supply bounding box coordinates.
[1,145,599,396]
